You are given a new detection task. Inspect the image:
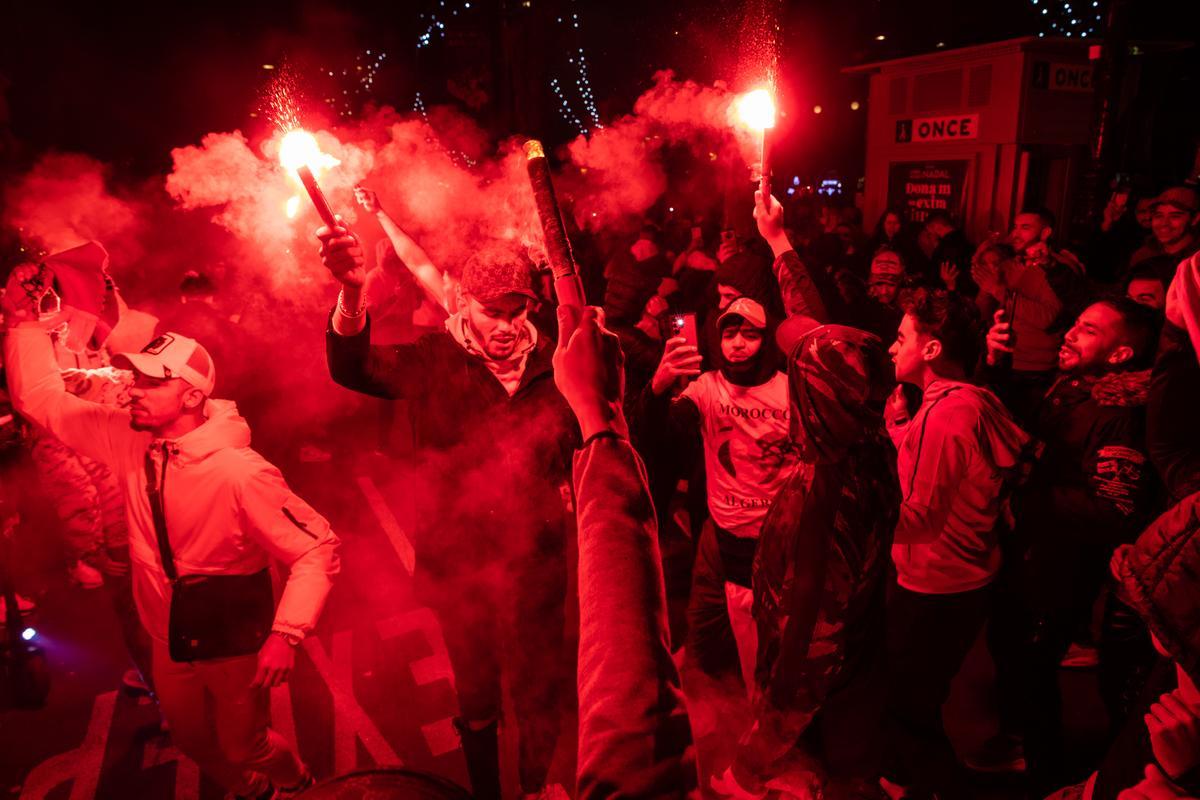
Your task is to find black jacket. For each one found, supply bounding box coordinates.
[1149,321,1200,503]
[1016,369,1158,609]
[326,315,578,572]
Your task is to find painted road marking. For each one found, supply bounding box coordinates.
[19,691,115,800]
[356,474,416,575]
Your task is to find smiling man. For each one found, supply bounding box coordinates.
[3,265,338,800]
[1131,186,1200,268]
[984,295,1161,792]
[318,225,576,800]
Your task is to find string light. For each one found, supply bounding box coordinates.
[1031,0,1104,38]
[549,3,603,136]
[413,91,478,167]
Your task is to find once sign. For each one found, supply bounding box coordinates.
[1031,61,1094,93]
[895,114,980,144]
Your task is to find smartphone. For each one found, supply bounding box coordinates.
[669,312,699,349]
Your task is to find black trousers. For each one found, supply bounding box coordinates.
[884,581,992,800]
[418,548,568,795]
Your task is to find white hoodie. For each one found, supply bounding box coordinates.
[6,323,340,644]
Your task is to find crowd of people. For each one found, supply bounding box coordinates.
[2,173,1200,800]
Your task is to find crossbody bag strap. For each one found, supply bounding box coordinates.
[144,444,178,583]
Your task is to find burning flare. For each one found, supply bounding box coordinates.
[736,88,776,131]
[277,130,340,222]
[279,130,340,176]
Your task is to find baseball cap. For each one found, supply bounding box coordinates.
[1149,186,1199,215]
[717,297,768,330]
[112,332,216,396]
[461,255,538,304]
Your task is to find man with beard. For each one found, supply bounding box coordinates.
[973,208,1089,424]
[317,224,575,800]
[4,265,338,800]
[639,297,799,692]
[984,296,1161,793]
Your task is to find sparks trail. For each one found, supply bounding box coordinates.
[262,62,303,134]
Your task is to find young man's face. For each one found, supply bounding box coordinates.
[720,322,764,364]
[1151,205,1199,250]
[127,373,202,432]
[889,313,931,386]
[1010,213,1050,253]
[1059,302,1131,374]
[716,283,742,311]
[1127,278,1166,311]
[464,293,531,360]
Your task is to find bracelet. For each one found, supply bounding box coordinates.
[272,630,303,647]
[337,289,366,319]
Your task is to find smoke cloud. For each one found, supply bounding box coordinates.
[2,70,765,456]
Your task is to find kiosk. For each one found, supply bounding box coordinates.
[848,36,1095,241]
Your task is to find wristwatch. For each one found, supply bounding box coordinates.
[273,630,303,647]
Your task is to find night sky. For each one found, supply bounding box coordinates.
[1,0,1193,182]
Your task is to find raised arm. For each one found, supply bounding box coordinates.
[355,187,448,311]
[553,305,698,797]
[753,191,840,323]
[3,266,131,465]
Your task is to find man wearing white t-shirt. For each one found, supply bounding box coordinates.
[639,297,801,687]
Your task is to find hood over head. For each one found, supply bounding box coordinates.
[786,324,892,462]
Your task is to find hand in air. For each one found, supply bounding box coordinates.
[553,305,627,441]
[1,264,52,327]
[985,309,1014,366]
[353,186,381,215]
[315,216,367,289]
[650,336,702,396]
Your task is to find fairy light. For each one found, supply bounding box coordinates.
[412,91,478,168]
[549,3,603,136]
[1032,0,1104,38]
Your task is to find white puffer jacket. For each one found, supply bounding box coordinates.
[6,322,340,643]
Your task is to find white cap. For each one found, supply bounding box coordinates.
[112,332,216,396]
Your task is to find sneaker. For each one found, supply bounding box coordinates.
[122,669,151,695]
[68,560,104,589]
[1060,642,1100,669]
[963,733,1026,773]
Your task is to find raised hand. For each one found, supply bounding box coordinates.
[650,336,703,396]
[2,264,52,326]
[553,305,628,441]
[315,216,367,289]
[985,309,1014,366]
[353,186,381,215]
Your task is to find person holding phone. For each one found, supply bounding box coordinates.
[638,297,799,698]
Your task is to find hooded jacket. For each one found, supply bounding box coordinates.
[6,323,340,644]
[888,380,1037,594]
[738,325,899,774]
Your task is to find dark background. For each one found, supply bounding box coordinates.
[1,0,1197,191]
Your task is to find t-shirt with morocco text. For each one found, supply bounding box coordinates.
[680,370,802,539]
